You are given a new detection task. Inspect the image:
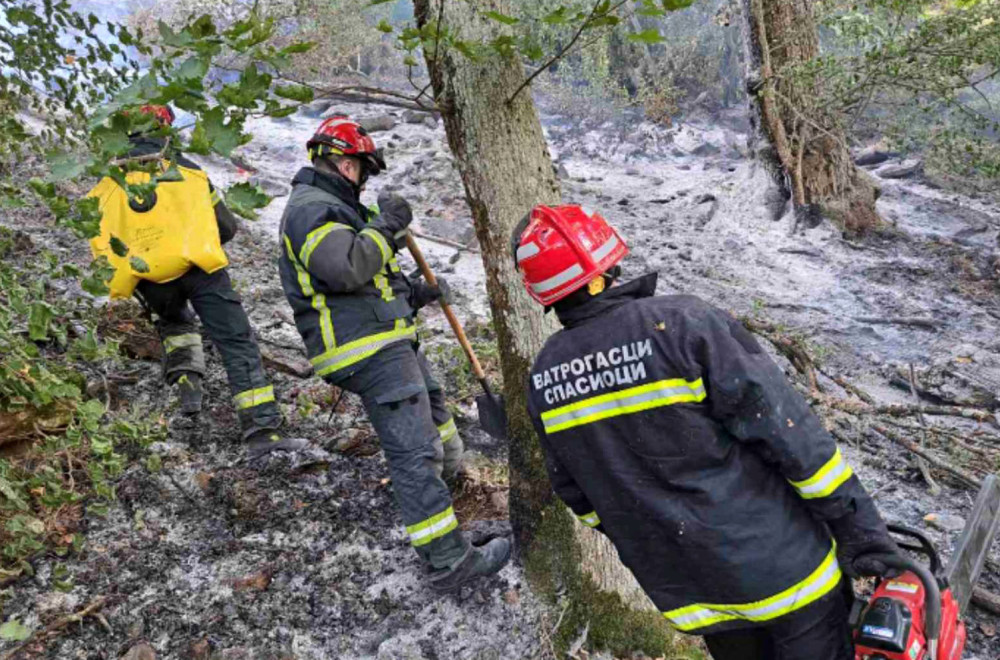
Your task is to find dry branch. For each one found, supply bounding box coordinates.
[972,586,1000,616]
[870,426,982,490]
[0,596,108,660]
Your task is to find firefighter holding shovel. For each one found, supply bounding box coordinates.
[277,116,510,591]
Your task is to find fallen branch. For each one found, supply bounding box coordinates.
[410,229,480,254]
[870,426,982,490]
[742,318,818,391]
[908,363,941,496]
[0,596,108,660]
[821,397,994,422]
[972,586,1000,616]
[854,316,937,330]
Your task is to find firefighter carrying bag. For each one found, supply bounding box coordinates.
[87,164,228,299]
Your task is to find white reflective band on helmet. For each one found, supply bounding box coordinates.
[541,378,707,434]
[516,242,540,262]
[591,234,620,262]
[576,510,601,528]
[789,448,854,500]
[663,546,842,632]
[531,263,584,294]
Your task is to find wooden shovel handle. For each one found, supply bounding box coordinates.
[405,234,487,381]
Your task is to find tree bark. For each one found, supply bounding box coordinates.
[740,0,881,233]
[413,0,669,653]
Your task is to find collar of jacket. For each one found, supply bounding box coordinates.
[292,166,363,210]
[555,272,659,329]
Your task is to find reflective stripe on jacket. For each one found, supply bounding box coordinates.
[527,273,871,635]
[278,168,415,382]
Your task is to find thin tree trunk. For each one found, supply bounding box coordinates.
[413,0,673,653]
[740,0,881,233]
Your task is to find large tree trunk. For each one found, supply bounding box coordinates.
[413,1,680,654]
[740,0,880,233]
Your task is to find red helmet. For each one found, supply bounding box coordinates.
[306,115,385,175]
[139,104,175,126]
[513,205,628,306]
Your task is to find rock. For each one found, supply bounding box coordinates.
[763,186,790,222]
[554,162,570,179]
[423,115,439,129]
[693,193,717,205]
[123,643,156,660]
[359,115,397,133]
[402,109,427,124]
[855,149,901,167]
[876,159,923,180]
[261,348,313,378]
[625,166,640,176]
[671,147,689,158]
[678,249,693,262]
[694,194,720,228]
[690,142,721,157]
[249,175,291,199]
[229,152,258,174]
[188,639,212,660]
[923,513,965,533]
[299,99,335,118]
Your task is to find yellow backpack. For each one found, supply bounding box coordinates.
[87,164,229,298]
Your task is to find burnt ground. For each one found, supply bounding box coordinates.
[3,98,1000,659]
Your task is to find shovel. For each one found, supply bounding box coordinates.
[405,234,508,441]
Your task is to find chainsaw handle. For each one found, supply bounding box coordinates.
[864,553,942,657]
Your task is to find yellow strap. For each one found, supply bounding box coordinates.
[360,227,391,269]
[233,385,275,410]
[663,546,842,632]
[284,234,335,350]
[310,324,416,377]
[437,418,458,444]
[788,448,854,500]
[405,506,459,547]
[300,222,354,269]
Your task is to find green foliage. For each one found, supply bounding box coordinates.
[804,0,1000,185]
[0,618,32,641]
[225,182,272,221]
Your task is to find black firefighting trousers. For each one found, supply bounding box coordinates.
[135,267,281,439]
[333,341,466,569]
[704,586,854,660]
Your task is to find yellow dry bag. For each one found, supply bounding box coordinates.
[88,165,229,299]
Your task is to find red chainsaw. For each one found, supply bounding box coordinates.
[853,475,1000,660]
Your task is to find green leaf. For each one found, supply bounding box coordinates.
[543,7,570,24]
[176,55,209,81]
[81,256,115,297]
[280,41,316,55]
[0,619,32,642]
[196,107,244,157]
[129,256,150,274]
[217,65,272,109]
[661,0,696,10]
[0,477,30,511]
[28,302,54,341]
[368,0,395,5]
[484,11,519,25]
[46,151,87,182]
[109,235,129,257]
[274,85,315,103]
[377,19,394,33]
[225,182,271,220]
[628,29,665,44]
[158,19,193,48]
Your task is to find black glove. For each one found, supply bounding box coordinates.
[409,278,452,311]
[372,190,413,250]
[827,500,901,579]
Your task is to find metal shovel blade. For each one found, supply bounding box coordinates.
[475,383,507,441]
[945,474,1000,614]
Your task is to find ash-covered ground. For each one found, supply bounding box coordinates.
[4,98,999,659]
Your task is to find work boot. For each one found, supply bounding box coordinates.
[428,536,512,593]
[246,430,311,460]
[176,373,203,415]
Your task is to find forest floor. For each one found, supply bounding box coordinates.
[2,96,1000,659]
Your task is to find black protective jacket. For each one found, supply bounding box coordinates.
[527,273,880,635]
[278,167,415,382]
[127,137,238,244]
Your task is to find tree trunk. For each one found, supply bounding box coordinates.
[740,0,881,233]
[413,1,679,655]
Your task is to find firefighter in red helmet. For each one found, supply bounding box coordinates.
[277,115,510,591]
[514,204,901,659]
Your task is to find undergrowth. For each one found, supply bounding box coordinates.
[0,223,165,619]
